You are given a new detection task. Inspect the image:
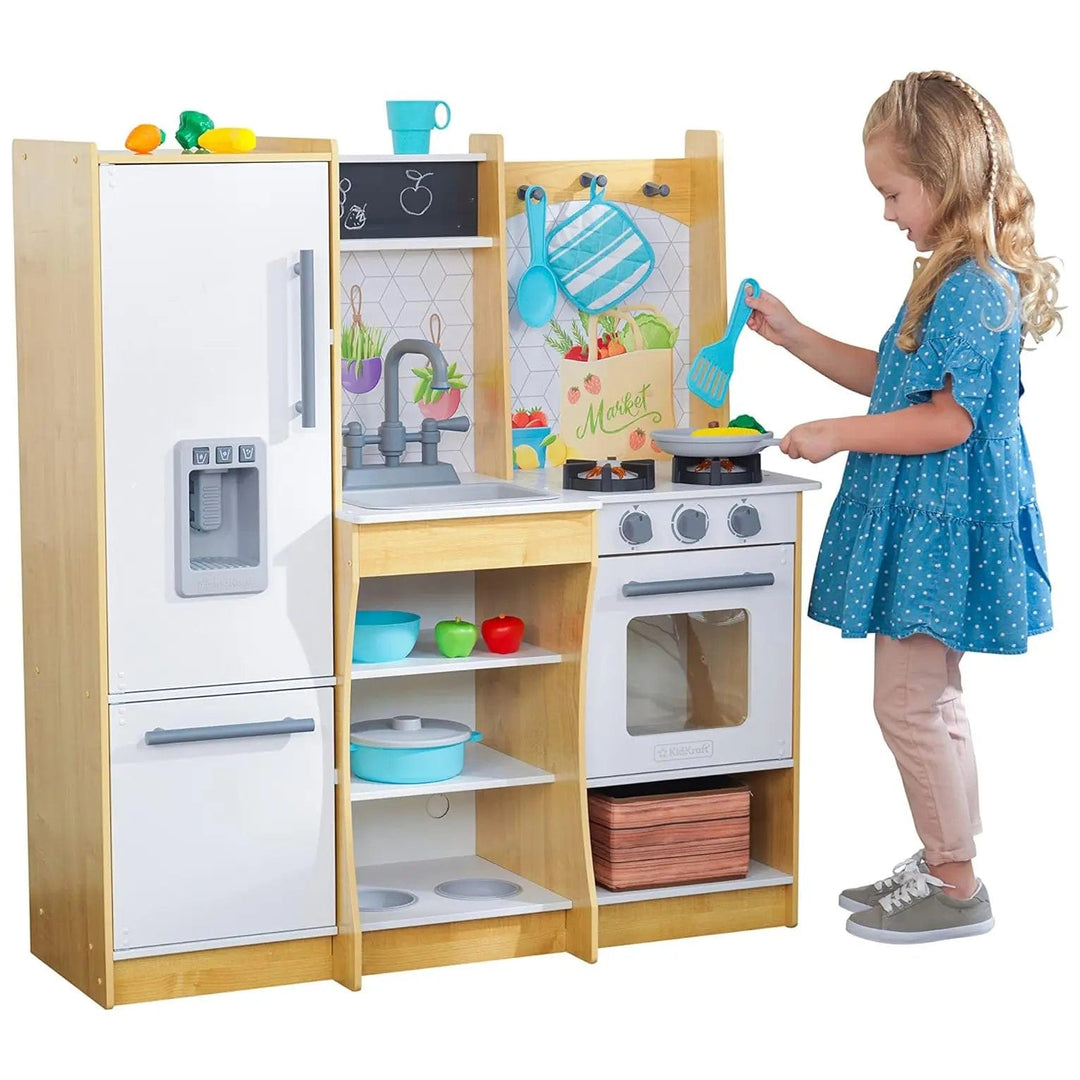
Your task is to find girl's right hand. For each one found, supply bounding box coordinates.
[744,286,804,351]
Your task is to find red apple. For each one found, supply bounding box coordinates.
[481,613,525,654]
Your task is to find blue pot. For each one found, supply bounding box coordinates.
[350,715,483,784]
[353,610,421,664]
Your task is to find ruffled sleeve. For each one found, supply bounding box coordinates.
[902,334,993,426]
[900,264,1012,427]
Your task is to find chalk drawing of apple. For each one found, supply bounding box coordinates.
[400,170,434,217]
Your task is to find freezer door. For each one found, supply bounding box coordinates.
[110,687,335,955]
[99,162,333,694]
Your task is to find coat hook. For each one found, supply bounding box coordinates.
[517,185,546,201]
[642,182,670,197]
[579,172,608,189]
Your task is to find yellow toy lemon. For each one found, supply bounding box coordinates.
[197,128,257,154]
[692,425,760,437]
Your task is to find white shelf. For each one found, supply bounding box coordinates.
[340,154,487,163]
[350,743,554,801]
[595,859,794,906]
[356,855,571,931]
[352,630,562,680]
[340,236,494,252]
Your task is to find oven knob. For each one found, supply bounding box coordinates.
[673,506,709,543]
[728,504,762,538]
[619,510,653,546]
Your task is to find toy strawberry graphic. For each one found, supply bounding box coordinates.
[584,374,601,395]
[567,386,581,404]
[629,428,646,451]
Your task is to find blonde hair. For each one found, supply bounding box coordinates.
[864,71,1062,352]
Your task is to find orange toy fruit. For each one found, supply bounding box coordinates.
[125,124,166,155]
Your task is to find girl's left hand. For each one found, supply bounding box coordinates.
[780,421,842,463]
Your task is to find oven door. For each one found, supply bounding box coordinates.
[585,543,794,781]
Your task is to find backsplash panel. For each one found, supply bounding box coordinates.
[506,201,691,467]
[339,249,475,475]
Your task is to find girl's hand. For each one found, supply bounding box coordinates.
[780,421,842,463]
[744,286,804,351]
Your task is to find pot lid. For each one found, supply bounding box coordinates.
[350,715,476,749]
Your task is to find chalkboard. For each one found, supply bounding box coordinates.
[338,161,479,240]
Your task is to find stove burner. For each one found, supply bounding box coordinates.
[563,457,656,492]
[672,452,763,486]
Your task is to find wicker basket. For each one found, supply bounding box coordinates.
[589,777,751,891]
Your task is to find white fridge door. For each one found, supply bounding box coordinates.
[99,162,333,694]
[110,687,335,955]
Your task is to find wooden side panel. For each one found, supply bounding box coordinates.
[686,130,728,431]
[470,134,512,479]
[361,913,566,975]
[352,511,595,577]
[332,520,363,987]
[598,886,790,947]
[114,937,333,1004]
[503,160,693,225]
[13,140,113,1008]
[474,557,599,963]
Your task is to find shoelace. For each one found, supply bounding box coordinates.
[879,868,952,913]
[872,850,924,892]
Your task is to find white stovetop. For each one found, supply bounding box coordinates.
[512,465,822,503]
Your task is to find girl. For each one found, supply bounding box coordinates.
[745,71,1060,943]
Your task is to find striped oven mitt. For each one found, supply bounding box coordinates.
[546,177,655,314]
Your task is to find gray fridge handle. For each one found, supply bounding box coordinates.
[145,717,315,746]
[293,249,316,428]
[622,572,776,598]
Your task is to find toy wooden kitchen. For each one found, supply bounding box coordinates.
[12,128,818,1008]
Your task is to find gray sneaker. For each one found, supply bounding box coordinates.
[846,871,994,943]
[838,850,927,912]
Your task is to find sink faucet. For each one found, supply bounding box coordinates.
[378,339,450,466]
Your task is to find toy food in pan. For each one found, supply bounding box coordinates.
[649,428,780,457]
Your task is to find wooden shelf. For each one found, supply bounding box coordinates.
[340,154,487,163]
[350,743,554,801]
[355,855,571,931]
[351,630,561,680]
[595,859,793,906]
[340,236,494,252]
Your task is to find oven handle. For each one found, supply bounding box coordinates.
[621,572,776,598]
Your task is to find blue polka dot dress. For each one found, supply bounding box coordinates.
[807,259,1052,655]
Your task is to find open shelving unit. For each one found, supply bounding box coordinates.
[595,859,794,906]
[340,235,493,252]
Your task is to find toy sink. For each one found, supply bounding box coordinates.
[343,479,559,511]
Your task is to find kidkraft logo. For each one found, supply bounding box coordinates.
[574,382,663,440]
[654,740,714,763]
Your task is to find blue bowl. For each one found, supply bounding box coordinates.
[353,610,421,663]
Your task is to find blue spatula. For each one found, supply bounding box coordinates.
[687,277,760,407]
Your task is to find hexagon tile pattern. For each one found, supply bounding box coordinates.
[339,249,475,476]
[507,202,692,441]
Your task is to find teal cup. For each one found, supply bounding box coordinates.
[386,100,450,155]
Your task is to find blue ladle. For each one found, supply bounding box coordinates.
[516,186,557,328]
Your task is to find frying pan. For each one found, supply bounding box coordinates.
[649,428,781,457]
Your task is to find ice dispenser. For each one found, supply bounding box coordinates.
[175,438,268,596]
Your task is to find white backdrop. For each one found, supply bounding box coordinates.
[2,1,1076,1073]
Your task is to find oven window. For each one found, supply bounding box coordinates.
[625,610,749,737]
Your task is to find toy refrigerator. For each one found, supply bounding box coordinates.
[97,161,337,957]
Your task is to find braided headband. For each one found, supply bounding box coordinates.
[918,71,999,204]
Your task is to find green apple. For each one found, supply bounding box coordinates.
[434,616,478,658]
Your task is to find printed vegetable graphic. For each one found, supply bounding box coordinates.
[125,124,166,154]
[629,428,646,451]
[481,614,525,655]
[584,374,601,395]
[632,311,679,350]
[175,110,214,151]
[546,311,624,359]
[567,386,581,404]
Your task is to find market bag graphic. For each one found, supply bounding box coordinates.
[558,308,675,461]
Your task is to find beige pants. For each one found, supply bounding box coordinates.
[873,633,982,865]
